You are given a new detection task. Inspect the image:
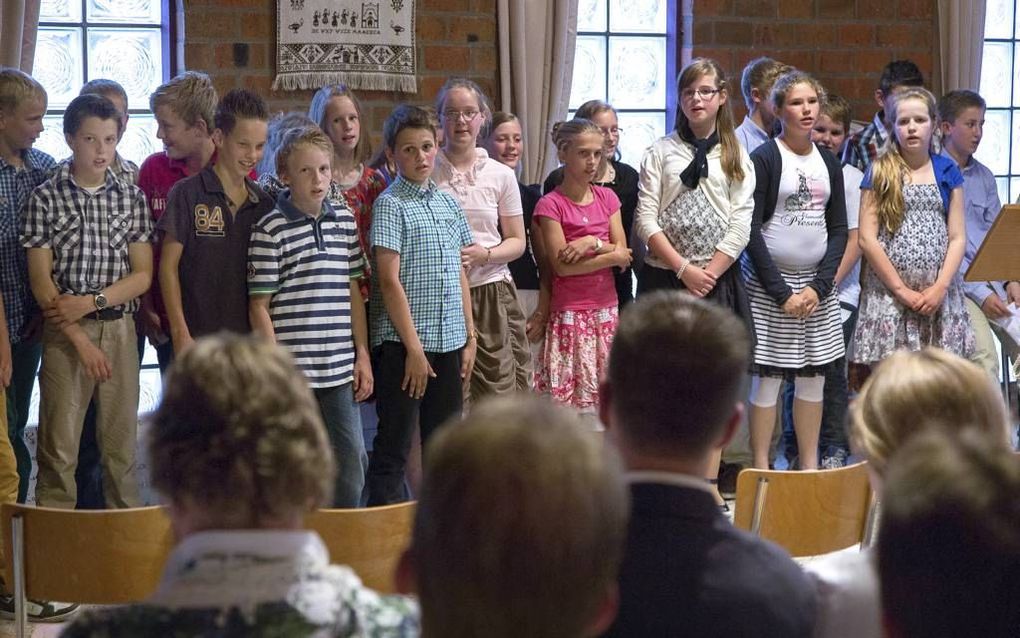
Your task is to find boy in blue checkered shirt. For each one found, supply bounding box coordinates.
[366,105,476,506]
[22,94,153,510]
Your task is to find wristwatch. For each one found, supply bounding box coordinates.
[94,293,108,311]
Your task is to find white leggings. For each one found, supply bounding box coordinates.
[749,375,824,407]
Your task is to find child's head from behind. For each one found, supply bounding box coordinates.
[150,71,217,160]
[277,125,333,211]
[850,348,1009,479]
[258,111,315,177]
[551,118,604,186]
[63,94,121,181]
[383,104,438,184]
[212,89,269,182]
[483,111,523,170]
[150,333,335,535]
[575,100,620,161]
[80,79,128,139]
[740,57,793,128]
[938,90,985,161]
[0,68,47,154]
[812,94,852,153]
[876,59,925,109]
[677,58,730,136]
[435,77,491,152]
[769,70,826,139]
[308,84,371,164]
[403,395,628,638]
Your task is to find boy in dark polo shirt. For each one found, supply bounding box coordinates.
[158,89,273,352]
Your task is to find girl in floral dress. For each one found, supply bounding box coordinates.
[851,87,974,371]
[534,119,632,411]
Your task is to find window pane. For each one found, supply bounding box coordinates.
[570,36,607,109]
[86,28,163,107]
[34,28,84,110]
[1011,109,1020,175]
[982,42,1013,108]
[1004,177,1016,204]
[40,0,82,23]
[578,0,607,32]
[985,0,1014,39]
[37,115,70,163]
[608,37,666,109]
[119,115,160,167]
[87,0,162,24]
[975,109,1010,175]
[610,0,667,34]
[616,111,666,168]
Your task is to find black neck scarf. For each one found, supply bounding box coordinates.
[678,123,719,189]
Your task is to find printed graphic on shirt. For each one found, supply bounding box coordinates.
[194,204,226,237]
[781,169,826,228]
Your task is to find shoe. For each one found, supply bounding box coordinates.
[717,462,742,497]
[821,447,849,470]
[0,594,80,622]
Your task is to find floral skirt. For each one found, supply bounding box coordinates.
[535,306,619,411]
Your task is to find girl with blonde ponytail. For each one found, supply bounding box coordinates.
[850,87,974,372]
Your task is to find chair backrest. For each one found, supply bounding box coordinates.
[1,503,173,604]
[733,462,873,557]
[305,502,416,593]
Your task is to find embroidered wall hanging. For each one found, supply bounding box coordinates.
[273,0,416,93]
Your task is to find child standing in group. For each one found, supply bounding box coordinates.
[309,85,387,296]
[744,71,847,471]
[851,88,974,369]
[433,79,530,400]
[158,89,275,352]
[545,100,640,306]
[367,105,476,506]
[482,111,547,359]
[633,57,754,504]
[735,57,793,153]
[248,126,371,508]
[22,94,153,508]
[939,90,1020,380]
[534,119,631,412]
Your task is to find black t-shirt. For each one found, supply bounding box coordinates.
[507,182,542,291]
[156,167,276,337]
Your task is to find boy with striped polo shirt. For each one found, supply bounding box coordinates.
[22,94,152,509]
[248,126,371,508]
[366,105,477,506]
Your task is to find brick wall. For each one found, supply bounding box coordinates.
[180,0,499,143]
[690,0,939,123]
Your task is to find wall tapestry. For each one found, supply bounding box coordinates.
[273,0,416,93]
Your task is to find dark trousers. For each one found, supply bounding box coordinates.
[6,340,41,503]
[366,342,462,506]
[75,335,172,509]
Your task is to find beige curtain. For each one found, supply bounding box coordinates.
[497,0,579,185]
[0,0,40,72]
[937,0,985,93]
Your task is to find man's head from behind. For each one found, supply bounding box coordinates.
[601,291,751,466]
[878,428,1020,638]
[401,396,629,638]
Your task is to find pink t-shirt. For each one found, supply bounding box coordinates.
[434,148,523,287]
[534,185,620,312]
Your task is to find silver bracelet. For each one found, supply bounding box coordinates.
[676,260,690,281]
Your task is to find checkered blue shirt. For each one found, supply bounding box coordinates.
[0,148,55,343]
[21,162,153,313]
[369,176,472,352]
[841,112,887,173]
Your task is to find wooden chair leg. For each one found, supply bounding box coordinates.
[750,477,769,536]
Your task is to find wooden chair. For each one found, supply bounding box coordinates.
[305,502,415,593]
[0,503,174,638]
[733,461,874,557]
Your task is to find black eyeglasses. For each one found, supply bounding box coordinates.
[680,88,721,101]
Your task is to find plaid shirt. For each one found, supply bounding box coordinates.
[369,175,473,352]
[841,112,887,173]
[21,163,153,313]
[0,148,55,343]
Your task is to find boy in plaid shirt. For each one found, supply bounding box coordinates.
[22,94,153,509]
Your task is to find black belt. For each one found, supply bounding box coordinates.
[84,308,124,321]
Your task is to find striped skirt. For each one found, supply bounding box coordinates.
[745,266,844,375]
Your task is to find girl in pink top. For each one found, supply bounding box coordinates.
[535,119,632,411]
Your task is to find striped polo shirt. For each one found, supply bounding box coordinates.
[247,193,364,388]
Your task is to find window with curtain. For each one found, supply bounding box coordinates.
[569,0,676,168]
[978,0,1020,203]
[31,0,170,167]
